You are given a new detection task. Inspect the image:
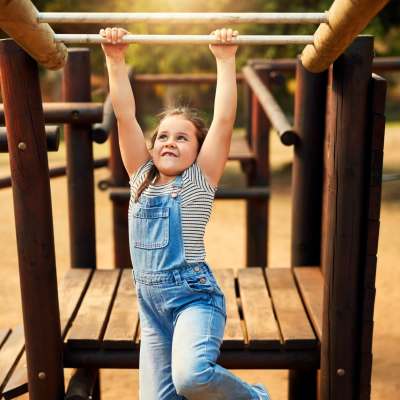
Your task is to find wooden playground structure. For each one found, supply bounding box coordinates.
[0,0,393,399]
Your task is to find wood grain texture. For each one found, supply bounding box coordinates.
[0,327,25,396]
[103,269,139,348]
[266,268,316,348]
[238,268,281,349]
[293,267,323,339]
[66,269,121,348]
[213,269,245,349]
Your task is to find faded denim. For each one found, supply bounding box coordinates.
[129,174,271,400]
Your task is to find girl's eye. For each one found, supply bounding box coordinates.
[178,136,187,141]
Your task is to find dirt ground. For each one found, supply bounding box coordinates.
[0,126,399,399]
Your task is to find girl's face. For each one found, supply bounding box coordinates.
[152,115,199,176]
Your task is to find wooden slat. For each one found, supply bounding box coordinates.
[266,268,316,349]
[0,330,10,350]
[2,268,94,399]
[0,327,25,395]
[103,269,139,349]
[237,268,281,349]
[229,136,254,161]
[293,267,323,339]
[66,269,121,348]
[213,269,245,349]
[59,268,95,338]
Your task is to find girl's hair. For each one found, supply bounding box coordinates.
[134,106,208,202]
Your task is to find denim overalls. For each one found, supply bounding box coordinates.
[129,174,270,400]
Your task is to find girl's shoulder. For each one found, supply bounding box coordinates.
[183,161,217,194]
[129,158,154,189]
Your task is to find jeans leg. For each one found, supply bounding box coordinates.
[171,300,271,400]
[137,284,184,400]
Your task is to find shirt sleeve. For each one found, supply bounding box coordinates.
[185,162,218,194]
[129,159,154,197]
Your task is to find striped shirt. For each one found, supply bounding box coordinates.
[129,159,217,262]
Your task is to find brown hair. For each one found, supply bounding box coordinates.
[134,106,208,202]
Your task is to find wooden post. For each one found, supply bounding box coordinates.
[357,74,386,399]
[289,57,328,400]
[0,38,65,400]
[62,48,101,400]
[245,68,270,267]
[320,36,374,400]
[109,120,131,269]
[62,48,97,269]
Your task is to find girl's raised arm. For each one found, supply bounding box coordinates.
[196,28,238,188]
[101,27,150,177]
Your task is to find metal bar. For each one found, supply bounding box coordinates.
[39,12,328,24]
[54,34,314,45]
[243,65,297,145]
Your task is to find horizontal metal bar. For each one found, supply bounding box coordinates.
[39,12,328,24]
[54,34,314,45]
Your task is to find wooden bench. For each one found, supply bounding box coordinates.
[0,266,323,399]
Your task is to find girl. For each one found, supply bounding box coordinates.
[100,26,271,400]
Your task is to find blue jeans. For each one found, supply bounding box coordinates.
[129,175,270,399]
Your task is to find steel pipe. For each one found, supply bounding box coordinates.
[39,12,327,25]
[54,34,314,45]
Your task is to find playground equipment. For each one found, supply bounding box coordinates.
[0,1,392,399]
[0,0,390,69]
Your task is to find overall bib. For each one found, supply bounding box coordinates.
[129,174,270,400]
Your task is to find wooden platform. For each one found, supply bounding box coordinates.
[0,266,323,400]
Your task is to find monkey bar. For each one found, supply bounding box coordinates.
[0,0,390,71]
[53,34,314,45]
[38,12,327,24]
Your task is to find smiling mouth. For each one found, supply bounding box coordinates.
[162,152,178,157]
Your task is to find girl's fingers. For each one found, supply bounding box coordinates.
[111,27,118,43]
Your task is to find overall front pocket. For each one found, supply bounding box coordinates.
[132,207,170,249]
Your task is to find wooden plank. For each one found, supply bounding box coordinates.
[59,268,94,338]
[237,268,281,349]
[0,330,10,350]
[103,269,139,349]
[266,268,316,349]
[66,269,121,348]
[229,136,254,161]
[213,269,245,349]
[2,268,94,400]
[293,267,323,339]
[0,327,25,395]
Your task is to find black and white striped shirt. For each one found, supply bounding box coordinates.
[129,159,217,262]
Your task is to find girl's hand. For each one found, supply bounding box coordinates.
[100,27,130,60]
[209,28,239,60]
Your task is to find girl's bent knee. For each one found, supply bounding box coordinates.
[173,361,216,398]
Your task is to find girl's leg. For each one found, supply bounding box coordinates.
[171,299,271,400]
[136,283,184,400]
